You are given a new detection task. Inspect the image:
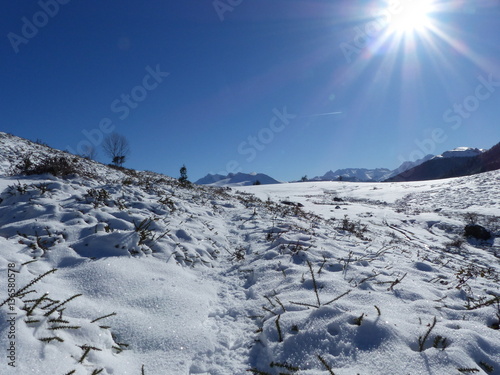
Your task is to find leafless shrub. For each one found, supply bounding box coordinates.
[102,132,130,167]
[16,155,80,177]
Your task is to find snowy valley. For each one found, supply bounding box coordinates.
[0,132,499,375]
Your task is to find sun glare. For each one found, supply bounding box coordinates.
[387,0,435,35]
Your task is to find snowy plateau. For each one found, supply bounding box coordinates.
[0,132,499,375]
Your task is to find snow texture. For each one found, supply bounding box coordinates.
[0,132,499,375]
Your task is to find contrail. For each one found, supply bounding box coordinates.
[301,111,343,118]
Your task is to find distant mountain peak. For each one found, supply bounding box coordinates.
[195,172,281,186]
[387,143,499,182]
[312,168,391,182]
[436,147,486,159]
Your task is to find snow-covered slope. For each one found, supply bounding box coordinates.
[0,132,125,180]
[384,154,435,180]
[388,143,499,182]
[1,133,499,375]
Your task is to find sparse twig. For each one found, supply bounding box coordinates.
[307,261,321,307]
[275,297,286,313]
[264,295,276,308]
[270,361,299,372]
[318,255,327,274]
[324,290,351,306]
[48,325,81,330]
[91,312,117,323]
[275,315,283,342]
[78,345,102,363]
[388,273,407,291]
[262,306,278,316]
[0,269,57,307]
[479,361,494,373]
[418,316,437,352]
[466,295,500,310]
[354,313,365,326]
[39,336,64,343]
[44,294,82,316]
[289,301,320,309]
[317,355,335,375]
[25,292,49,316]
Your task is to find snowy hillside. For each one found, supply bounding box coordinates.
[388,142,500,182]
[384,154,435,180]
[0,132,499,375]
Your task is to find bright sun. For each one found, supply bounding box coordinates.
[387,0,435,35]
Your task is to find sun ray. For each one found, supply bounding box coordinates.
[424,23,495,73]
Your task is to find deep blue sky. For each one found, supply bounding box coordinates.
[2,0,500,181]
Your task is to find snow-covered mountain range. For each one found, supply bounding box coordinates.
[438,147,486,159]
[196,146,496,186]
[195,172,281,186]
[310,155,433,182]
[388,144,499,182]
[312,168,392,182]
[0,132,499,374]
[312,147,492,183]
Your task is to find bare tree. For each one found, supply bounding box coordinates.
[81,144,98,160]
[102,132,130,167]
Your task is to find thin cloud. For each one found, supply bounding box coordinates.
[301,111,343,118]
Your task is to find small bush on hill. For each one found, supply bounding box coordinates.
[464,224,492,241]
[15,155,79,177]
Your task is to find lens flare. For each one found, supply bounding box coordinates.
[387,0,435,35]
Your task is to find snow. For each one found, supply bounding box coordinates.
[436,147,486,159]
[313,168,392,182]
[1,132,499,374]
[196,172,281,186]
[312,155,437,182]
